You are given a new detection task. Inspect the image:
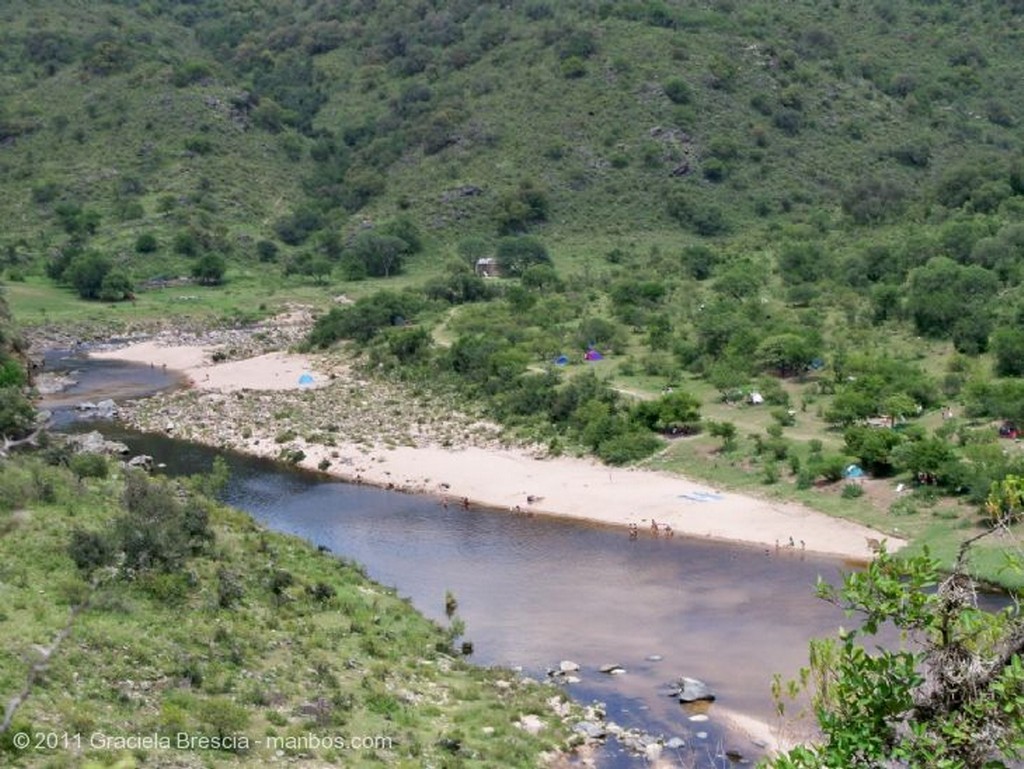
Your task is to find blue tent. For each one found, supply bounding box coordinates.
[844,464,865,479]
[298,372,315,387]
[554,354,569,366]
[584,349,604,361]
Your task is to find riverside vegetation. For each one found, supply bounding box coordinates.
[2,0,1024,765]
[3,0,1024,581]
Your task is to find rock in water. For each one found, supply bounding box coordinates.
[676,676,716,703]
[573,721,607,739]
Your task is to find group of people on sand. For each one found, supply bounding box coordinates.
[628,520,673,539]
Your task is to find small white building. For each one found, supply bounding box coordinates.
[475,257,502,278]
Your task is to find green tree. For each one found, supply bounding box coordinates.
[842,426,904,476]
[992,327,1024,377]
[191,254,226,286]
[891,436,958,482]
[707,420,738,451]
[495,236,551,276]
[767,546,1024,769]
[65,252,111,299]
[882,393,917,427]
[99,269,133,301]
[985,474,1024,524]
[906,257,998,339]
[632,390,701,435]
[755,334,817,378]
[342,232,409,279]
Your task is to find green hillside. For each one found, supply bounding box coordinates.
[2,0,1024,274]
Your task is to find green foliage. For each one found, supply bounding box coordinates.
[99,269,133,302]
[134,232,158,253]
[69,453,108,480]
[116,471,212,574]
[839,483,864,499]
[306,290,425,347]
[65,252,112,300]
[67,527,115,574]
[891,436,959,484]
[424,263,492,304]
[755,333,818,378]
[707,420,738,451]
[906,257,998,343]
[191,253,227,286]
[0,386,36,439]
[494,181,549,235]
[663,78,692,104]
[767,548,1024,769]
[667,193,729,236]
[495,236,551,276]
[341,232,411,279]
[631,390,702,435]
[985,474,1024,525]
[992,328,1024,377]
[843,427,904,476]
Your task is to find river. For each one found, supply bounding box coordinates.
[42,350,880,767]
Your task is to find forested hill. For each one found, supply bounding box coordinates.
[2,0,1024,280]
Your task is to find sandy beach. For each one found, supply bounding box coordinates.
[89,340,328,392]
[89,339,904,561]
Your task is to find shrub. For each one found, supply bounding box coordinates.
[69,453,108,480]
[191,253,226,286]
[65,252,111,299]
[667,194,729,236]
[596,430,663,465]
[256,240,279,263]
[217,567,244,608]
[67,528,114,573]
[560,56,586,78]
[99,269,133,302]
[813,454,849,483]
[135,233,158,253]
[841,483,864,499]
[663,78,692,104]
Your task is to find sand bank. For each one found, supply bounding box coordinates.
[90,341,904,561]
[89,340,326,392]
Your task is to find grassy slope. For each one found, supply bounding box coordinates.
[0,458,572,767]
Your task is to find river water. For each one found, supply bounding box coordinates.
[42,351,877,767]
